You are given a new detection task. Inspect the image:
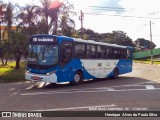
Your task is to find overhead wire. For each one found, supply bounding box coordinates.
[82,12,160,19]
[80,5,160,19]
[88,6,160,14]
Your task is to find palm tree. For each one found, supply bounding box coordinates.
[60,15,75,36]
[41,0,62,34]
[17,5,41,36]
[40,0,51,34]
[58,0,75,36]
[40,0,75,35]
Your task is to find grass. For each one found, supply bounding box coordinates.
[134,59,160,64]
[0,62,26,83]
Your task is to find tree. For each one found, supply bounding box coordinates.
[17,5,41,36]
[0,41,11,66]
[40,0,75,35]
[134,38,156,51]
[59,14,75,36]
[85,29,100,40]
[0,2,14,66]
[40,0,51,34]
[40,0,62,34]
[36,19,49,34]
[74,28,100,40]
[10,31,28,69]
[59,1,75,36]
[100,31,134,47]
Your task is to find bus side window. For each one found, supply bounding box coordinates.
[101,46,106,59]
[91,45,96,58]
[86,44,91,58]
[60,41,72,67]
[114,48,118,59]
[121,49,126,59]
[106,47,113,59]
[127,50,132,59]
[74,43,85,59]
[106,47,109,59]
[97,46,102,58]
[116,48,122,59]
[111,48,115,59]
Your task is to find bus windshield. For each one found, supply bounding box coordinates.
[27,44,58,66]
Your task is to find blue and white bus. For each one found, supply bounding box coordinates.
[25,34,133,85]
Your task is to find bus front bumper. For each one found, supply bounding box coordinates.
[25,72,57,83]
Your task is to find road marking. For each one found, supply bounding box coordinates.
[32,104,116,111]
[21,89,115,95]
[20,81,160,96]
[21,80,158,92]
[145,85,155,90]
[21,86,160,96]
[25,85,35,90]
[9,88,16,91]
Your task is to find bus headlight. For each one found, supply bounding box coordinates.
[25,70,30,74]
[46,71,56,76]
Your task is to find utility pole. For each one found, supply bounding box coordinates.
[150,20,153,64]
[79,10,84,39]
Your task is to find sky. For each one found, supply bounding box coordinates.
[3,0,160,48]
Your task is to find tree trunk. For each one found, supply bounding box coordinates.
[1,58,4,66]
[15,57,20,69]
[15,52,21,69]
[1,58,8,66]
[4,58,8,66]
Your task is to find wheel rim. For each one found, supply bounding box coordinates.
[74,74,80,82]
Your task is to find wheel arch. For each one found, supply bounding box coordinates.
[112,67,119,79]
[76,69,84,79]
[114,67,119,74]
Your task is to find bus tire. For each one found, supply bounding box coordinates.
[70,71,83,85]
[113,68,119,79]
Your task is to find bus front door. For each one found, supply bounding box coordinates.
[59,41,74,82]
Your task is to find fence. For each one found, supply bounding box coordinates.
[133,48,160,59]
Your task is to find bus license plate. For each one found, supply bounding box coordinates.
[31,76,42,81]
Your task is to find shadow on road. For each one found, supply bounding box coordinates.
[30,76,153,91]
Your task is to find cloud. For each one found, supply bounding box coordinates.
[68,0,125,14]
[97,0,125,14]
[119,0,160,16]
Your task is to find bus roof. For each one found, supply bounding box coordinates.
[73,38,132,49]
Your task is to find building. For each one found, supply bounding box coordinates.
[0,25,17,42]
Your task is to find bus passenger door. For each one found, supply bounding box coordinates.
[59,41,74,82]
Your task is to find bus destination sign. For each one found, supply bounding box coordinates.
[29,37,57,43]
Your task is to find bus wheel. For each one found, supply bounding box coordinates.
[70,71,83,85]
[113,68,119,79]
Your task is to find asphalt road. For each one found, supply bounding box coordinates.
[0,63,160,119]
